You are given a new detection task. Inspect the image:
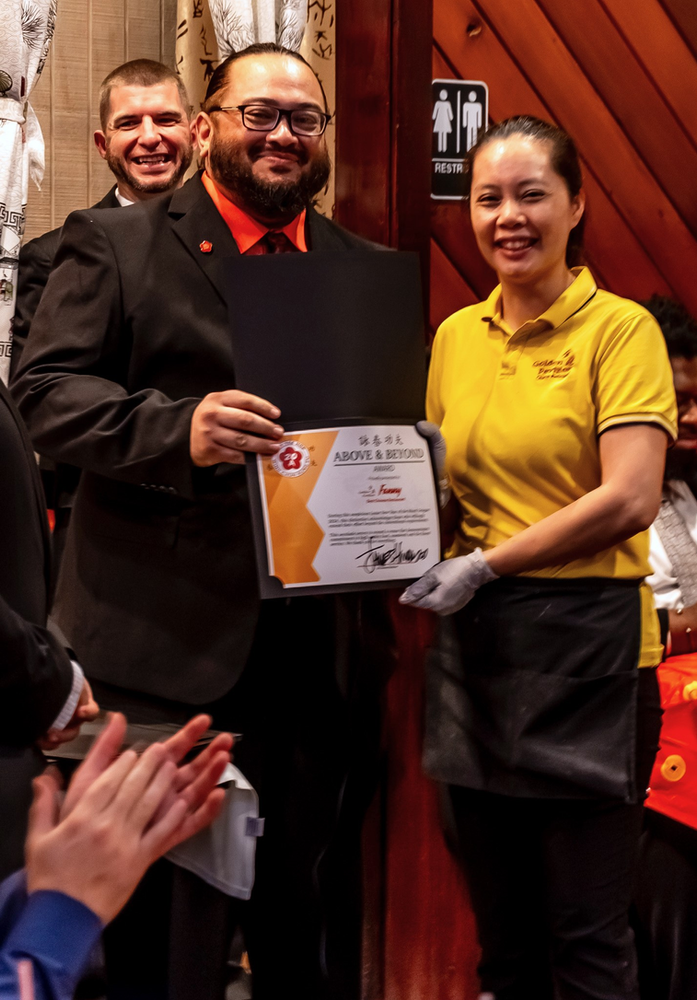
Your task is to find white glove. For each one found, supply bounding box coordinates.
[399,548,498,615]
[416,420,450,509]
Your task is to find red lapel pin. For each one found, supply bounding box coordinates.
[199,240,213,253]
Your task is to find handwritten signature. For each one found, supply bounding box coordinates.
[356,538,429,574]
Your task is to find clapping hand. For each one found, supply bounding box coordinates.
[26,712,232,924]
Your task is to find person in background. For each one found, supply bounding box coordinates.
[0,58,191,882]
[12,57,194,373]
[401,116,675,1000]
[10,58,195,588]
[0,712,231,1000]
[633,295,697,1000]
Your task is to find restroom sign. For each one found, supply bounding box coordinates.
[432,79,488,200]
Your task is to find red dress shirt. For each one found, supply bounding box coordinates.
[201,172,308,253]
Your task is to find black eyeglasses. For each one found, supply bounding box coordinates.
[209,104,331,137]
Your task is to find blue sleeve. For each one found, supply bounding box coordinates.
[0,873,102,1000]
[0,872,29,950]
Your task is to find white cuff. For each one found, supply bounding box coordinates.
[50,660,84,730]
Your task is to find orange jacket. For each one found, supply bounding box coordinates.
[647,652,697,829]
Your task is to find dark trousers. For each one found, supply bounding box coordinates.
[633,809,697,1000]
[100,596,385,1000]
[448,667,662,1000]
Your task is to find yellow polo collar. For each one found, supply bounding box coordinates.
[482,266,598,337]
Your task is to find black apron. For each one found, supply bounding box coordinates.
[423,576,643,802]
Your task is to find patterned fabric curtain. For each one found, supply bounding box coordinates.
[207,0,308,57]
[300,0,335,216]
[0,0,56,384]
[175,0,219,120]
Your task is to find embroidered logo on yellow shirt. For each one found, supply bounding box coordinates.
[533,350,575,380]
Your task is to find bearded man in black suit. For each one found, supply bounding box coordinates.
[13,43,390,1000]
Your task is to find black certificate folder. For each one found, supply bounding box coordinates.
[221,250,432,600]
[221,250,426,422]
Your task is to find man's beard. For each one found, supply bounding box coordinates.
[105,144,193,196]
[209,137,331,221]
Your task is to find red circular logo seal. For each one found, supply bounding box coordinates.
[272,441,310,478]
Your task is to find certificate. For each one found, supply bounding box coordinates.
[253,424,440,597]
[222,251,433,597]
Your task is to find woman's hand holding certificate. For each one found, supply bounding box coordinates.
[400,548,498,615]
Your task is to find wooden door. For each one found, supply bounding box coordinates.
[334,3,481,998]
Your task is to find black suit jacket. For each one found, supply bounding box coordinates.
[13,173,385,706]
[11,187,119,377]
[0,378,75,877]
[0,378,73,740]
[11,187,120,514]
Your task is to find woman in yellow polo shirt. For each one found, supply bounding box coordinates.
[401,116,677,1000]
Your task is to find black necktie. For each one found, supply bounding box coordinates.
[245,231,299,255]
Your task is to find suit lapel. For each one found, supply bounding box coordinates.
[94,186,119,209]
[168,174,240,305]
[167,178,349,303]
[307,207,348,251]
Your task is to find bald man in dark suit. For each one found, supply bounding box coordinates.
[13,43,391,1000]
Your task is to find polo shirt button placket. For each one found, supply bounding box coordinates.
[500,325,534,378]
[500,341,520,378]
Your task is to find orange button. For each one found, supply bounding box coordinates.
[661,754,687,782]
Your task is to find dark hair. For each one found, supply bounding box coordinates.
[642,295,697,359]
[202,42,328,115]
[99,59,191,129]
[464,115,585,268]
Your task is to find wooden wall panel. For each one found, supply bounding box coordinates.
[430,239,478,332]
[470,0,697,311]
[537,0,697,236]
[432,0,696,314]
[390,0,434,295]
[334,0,392,244]
[660,0,697,58]
[25,0,177,241]
[600,0,697,144]
[431,202,496,305]
[432,2,673,303]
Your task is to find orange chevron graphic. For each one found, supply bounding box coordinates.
[261,430,338,585]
